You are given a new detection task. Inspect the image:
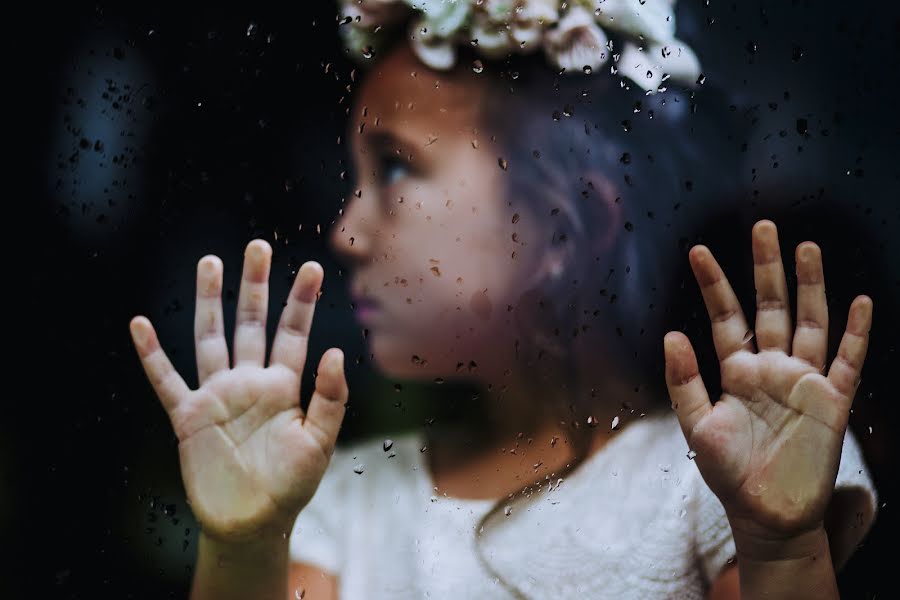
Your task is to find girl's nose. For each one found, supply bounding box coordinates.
[328,190,375,267]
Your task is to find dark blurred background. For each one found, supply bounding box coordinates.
[11,1,899,598]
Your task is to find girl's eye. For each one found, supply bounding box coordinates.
[379,154,411,185]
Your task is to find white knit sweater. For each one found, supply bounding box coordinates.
[289,410,878,599]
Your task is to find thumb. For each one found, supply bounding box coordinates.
[664,331,712,443]
[304,349,349,456]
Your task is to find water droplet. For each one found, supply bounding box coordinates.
[611,416,620,430]
[504,506,512,516]
[748,481,768,496]
[383,439,394,452]
[498,157,508,171]
[586,415,599,427]
[742,329,755,344]
[582,65,592,75]
[472,59,484,74]
[686,449,697,460]
[295,587,306,599]
[353,463,365,474]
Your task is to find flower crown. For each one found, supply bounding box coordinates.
[338,0,703,93]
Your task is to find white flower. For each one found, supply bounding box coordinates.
[339,21,382,59]
[511,0,560,53]
[405,0,471,38]
[616,37,700,91]
[337,0,703,86]
[340,0,410,30]
[650,39,701,83]
[408,30,458,69]
[470,9,517,58]
[590,0,676,44]
[543,5,609,72]
[406,0,471,69]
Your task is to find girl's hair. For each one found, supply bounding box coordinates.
[446,44,750,597]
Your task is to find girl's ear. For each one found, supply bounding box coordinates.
[523,170,622,289]
[583,170,622,255]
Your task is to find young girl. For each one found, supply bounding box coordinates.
[128,2,879,598]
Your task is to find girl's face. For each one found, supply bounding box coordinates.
[329,42,549,384]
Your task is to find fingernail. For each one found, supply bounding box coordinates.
[331,350,344,374]
[131,320,148,345]
[664,333,677,353]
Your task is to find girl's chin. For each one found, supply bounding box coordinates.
[366,336,457,380]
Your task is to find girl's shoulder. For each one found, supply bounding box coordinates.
[289,429,426,569]
[312,431,422,508]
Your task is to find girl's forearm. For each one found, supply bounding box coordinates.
[190,530,290,600]
[732,525,838,600]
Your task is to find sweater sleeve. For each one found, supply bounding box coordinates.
[694,426,879,585]
[288,446,349,574]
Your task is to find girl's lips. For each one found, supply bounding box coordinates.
[354,300,382,325]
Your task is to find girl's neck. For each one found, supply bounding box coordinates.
[422,375,644,502]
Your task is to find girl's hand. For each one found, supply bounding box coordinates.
[128,240,348,544]
[663,220,873,544]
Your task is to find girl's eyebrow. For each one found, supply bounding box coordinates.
[362,130,418,154]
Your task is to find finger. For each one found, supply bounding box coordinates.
[664,331,713,442]
[129,316,191,413]
[827,296,873,399]
[233,240,272,367]
[270,261,324,376]
[751,220,792,353]
[303,349,349,456]
[792,242,829,372]
[689,245,755,361]
[194,255,229,385]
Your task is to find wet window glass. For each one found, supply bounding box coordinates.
[19,2,899,598]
